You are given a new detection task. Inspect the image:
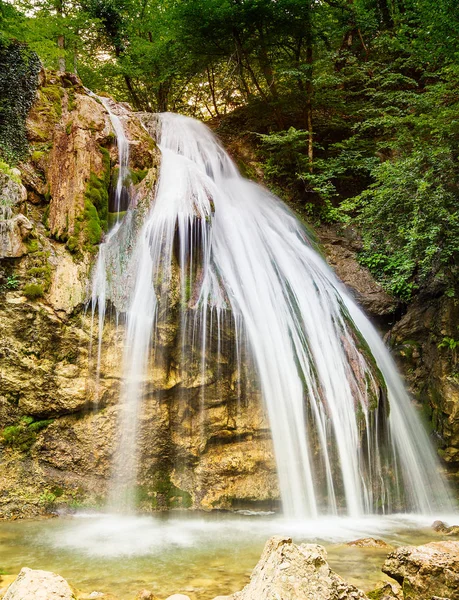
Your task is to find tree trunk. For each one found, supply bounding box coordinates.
[57,35,65,72]
[305,6,314,171]
[55,0,65,72]
[207,65,220,116]
[124,76,143,111]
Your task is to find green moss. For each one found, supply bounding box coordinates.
[42,205,50,229]
[67,87,77,112]
[130,168,148,185]
[137,473,192,509]
[66,236,79,253]
[40,86,63,121]
[65,122,72,135]
[23,283,44,300]
[31,150,45,162]
[2,416,53,452]
[83,198,103,245]
[78,147,111,248]
[26,238,39,253]
[111,166,148,189]
[29,419,54,432]
[154,472,192,508]
[0,160,21,184]
[107,211,127,228]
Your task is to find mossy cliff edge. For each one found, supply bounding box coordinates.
[0,70,280,518]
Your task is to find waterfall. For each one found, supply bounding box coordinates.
[98,96,130,215]
[92,111,454,518]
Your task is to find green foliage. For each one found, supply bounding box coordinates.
[4,274,19,289]
[0,36,40,163]
[439,337,459,351]
[23,283,44,300]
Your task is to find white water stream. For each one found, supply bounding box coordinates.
[92,111,454,518]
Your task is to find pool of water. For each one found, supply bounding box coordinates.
[0,512,455,599]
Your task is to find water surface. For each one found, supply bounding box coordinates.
[0,512,453,599]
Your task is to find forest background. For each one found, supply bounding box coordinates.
[1,0,459,312]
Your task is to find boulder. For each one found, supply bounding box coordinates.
[3,567,76,599]
[230,536,368,600]
[382,541,459,599]
[0,214,33,258]
[432,521,459,536]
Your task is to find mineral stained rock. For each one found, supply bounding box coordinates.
[3,567,76,600]
[230,536,368,600]
[382,540,459,600]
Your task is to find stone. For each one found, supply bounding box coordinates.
[346,538,392,549]
[0,214,33,258]
[164,596,191,600]
[432,521,459,536]
[382,541,459,600]
[135,591,158,600]
[367,581,402,599]
[0,172,27,212]
[317,224,397,317]
[230,536,368,600]
[3,567,75,599]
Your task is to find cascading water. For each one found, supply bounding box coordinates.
[92,111,454,518]
[89,95,129,394]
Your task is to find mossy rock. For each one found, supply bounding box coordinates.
[23,283,44,300]
[2,416,53,453]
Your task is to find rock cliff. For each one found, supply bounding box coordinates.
[0,66,457,518]
[0,71,278,517]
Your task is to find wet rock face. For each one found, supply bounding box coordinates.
[387,296,459,474]
[230,536,368,600]
[0,71,278,517]
[317,225,398,319]
[382,541,459,600]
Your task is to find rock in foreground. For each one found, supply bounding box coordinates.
[382,541,459,599]
[3,567,76,600]
[229,536,368,600]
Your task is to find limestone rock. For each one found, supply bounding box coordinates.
[367,581,401,599]
[317,225,397,317]
[382,541,459,600]
[47,93,112,238]
[135,591,158,600]
[0,214,33,258]
[387,296,459,468]
[164,596,191,600]
[46,243,90,313]
[3,567,76,600]
[432,521,459,536]
[346,538,392,549]
[0,171,27,212]
[230,536,368,600]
